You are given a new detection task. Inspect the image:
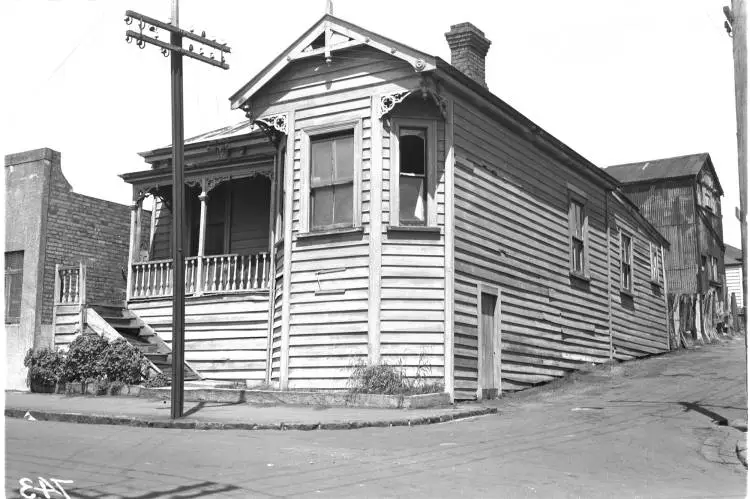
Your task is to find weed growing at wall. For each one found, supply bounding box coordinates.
[347,355,444,395]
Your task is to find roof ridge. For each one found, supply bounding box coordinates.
[606,152,708,169]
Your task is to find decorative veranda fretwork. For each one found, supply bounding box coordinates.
[133,167,274,207]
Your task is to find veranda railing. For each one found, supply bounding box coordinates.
[130,252,269,299]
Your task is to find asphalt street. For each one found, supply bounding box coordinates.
[5,337,747,498]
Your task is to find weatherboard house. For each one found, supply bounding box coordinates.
[53,15,671,400]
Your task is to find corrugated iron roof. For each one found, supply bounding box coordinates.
[184,120,260,144]
[605,153,709,185]
[725,244,743,266]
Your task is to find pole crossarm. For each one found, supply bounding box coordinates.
[126,30,229,69]
[125,10,231,53]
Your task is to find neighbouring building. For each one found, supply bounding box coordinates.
[4,148,134,390]
[55,15,670,400]
[606,153,726,342]
[725,244,743,312]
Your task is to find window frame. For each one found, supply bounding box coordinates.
[300,120,362,234]
[566,185,590,280]
[275,142,287,244]
[389,118,438,228]
[619,229,634,293]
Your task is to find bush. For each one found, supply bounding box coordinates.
[63,333,109,382]
[144,372,171,388]
[101,339,149,385]
[27,333,150,389]
[24,348,65,389]
[347,358,444,396]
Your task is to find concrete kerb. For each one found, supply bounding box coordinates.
[4,407,497,431]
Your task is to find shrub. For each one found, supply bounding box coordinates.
[101,339,149,385]
[144,372,171,388]
[63,333,109,382]
[24,348,65,389]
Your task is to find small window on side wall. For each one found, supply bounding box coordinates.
[649,243,662,283]
[567,186,589,279]
[390,119,437,228]
[398,128,427,225]
[620,232,633,292]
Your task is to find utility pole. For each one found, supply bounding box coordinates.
[725,0,748,394]
[124,1,230,418]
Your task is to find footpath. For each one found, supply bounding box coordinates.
[4,391,495,430]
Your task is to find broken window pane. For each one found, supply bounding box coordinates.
[399,175,426,224]
[400,128,426,175]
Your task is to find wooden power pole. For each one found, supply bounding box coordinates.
[124,1,230,418]
[725,0,748,392]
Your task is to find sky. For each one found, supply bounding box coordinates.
[0,0,743,247]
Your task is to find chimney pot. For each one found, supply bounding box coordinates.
[445,22,491,88]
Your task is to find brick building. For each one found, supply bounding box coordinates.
[4,148,136,390]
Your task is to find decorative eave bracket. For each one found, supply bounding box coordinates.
[240,105,288,147]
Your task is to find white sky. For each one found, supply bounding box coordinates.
[0,0,742,247]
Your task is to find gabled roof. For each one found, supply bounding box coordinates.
[229,14,436,109]
[725,244,743,266]
[605,153,723,195]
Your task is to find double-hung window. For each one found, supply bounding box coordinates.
[398,128,428,225]
[310,132,354,230]
[390,119,437,228]
[567,186,589,278]
[570,200,585,274]
[620,232,633,292]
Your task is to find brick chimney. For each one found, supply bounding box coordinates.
[445,23,492,88]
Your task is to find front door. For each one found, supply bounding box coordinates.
[479,291,500,399]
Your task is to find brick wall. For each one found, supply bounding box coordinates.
[41,163,146,322]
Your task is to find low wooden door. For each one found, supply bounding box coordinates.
[479,291,500,399]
